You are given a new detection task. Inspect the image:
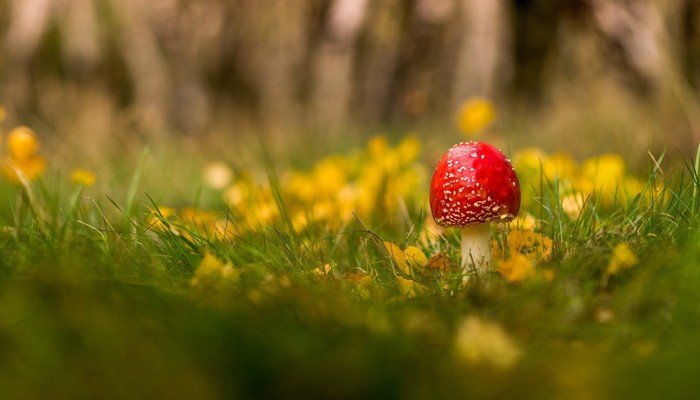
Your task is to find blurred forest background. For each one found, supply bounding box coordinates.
[1,0,700,160]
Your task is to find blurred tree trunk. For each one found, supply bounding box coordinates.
[452,0,510,109]
[111,0,171,135]
[3,0,52,116]
[385,0,461,121]
[354,0,403,123]
[684,0,700,93]
[590,0,670,95]
[240,0,312,134]
[308,0,369,132]
[2,0,699,140]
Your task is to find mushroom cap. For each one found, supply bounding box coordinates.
[430,141,520,227]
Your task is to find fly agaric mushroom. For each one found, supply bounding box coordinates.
[429,141,520,279]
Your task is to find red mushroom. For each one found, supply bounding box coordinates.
[429,141,520,279]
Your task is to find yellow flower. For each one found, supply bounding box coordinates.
[454,316,521,369]
[498,253,535,283]
[543,152,577,181]
[397,135,421,164]
[512,147,548,176]
[456,97,496,136]
[2,126,46,184]
[606,243,638,276]
[1,156,46,184]
[71,169,96,187]
[367,135,389,158]
[7,126,40,161]
[312,157,347,196]
[2,156,46,184]
[580,153,626,204]
[146,206,176,234]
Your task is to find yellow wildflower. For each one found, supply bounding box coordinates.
[146,206,177,234]
[579,153,626,204]
[2,126,46,184]
[7,126,39,161]
[512,147,548,176]
[456,97,496,136]
[543,152,577,181]
[498,253,535,283]
[2,156,46,184]
[454,316,521,369]
[312,157,347,196]
[71,169,96,187]
[397,135,421,164]
[367,135,389,158]
[179,207,220,239]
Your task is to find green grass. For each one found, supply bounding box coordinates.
[2,140,700,400]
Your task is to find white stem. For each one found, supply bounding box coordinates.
[460,223,492,278]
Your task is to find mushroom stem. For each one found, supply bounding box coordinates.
[460,223,492,278]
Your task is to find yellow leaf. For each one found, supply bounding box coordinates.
[383,241,410,275]
[404,245,428,269]
[503,230,553,262]
[312,263,332,276]
[498,253,535,283]
[396,276,427,298]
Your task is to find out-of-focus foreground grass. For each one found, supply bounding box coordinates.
[2,101,700,399]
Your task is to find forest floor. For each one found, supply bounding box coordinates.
[1,104,700,399]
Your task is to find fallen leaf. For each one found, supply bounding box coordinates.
[498,253,535,283]
[425,252,458,272]
[384,241,410,275]
[404,245,428,269]
[396,276,428,297]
